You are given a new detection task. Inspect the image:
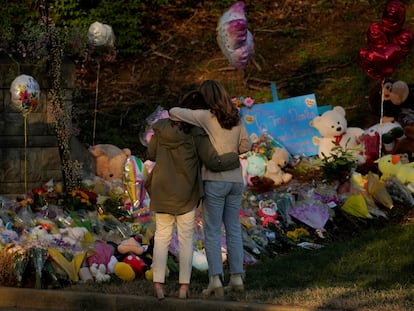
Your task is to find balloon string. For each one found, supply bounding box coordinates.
[92,61,100,146]
[24,114,28,195]
[379,79,385,157]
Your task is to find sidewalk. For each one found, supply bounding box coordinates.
[0,286,330,311]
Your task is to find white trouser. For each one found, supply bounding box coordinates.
[152,209,195,284]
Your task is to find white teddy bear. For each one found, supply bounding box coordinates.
[59,227,89,246]
[310,106,365,164]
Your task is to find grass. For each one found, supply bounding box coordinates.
[64,221,414,310]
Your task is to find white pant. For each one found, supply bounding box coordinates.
[152,209,195,284]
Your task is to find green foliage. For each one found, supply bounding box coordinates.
[51,0,171,55]
[320,142,357,182]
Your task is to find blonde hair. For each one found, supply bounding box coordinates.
[199,80,240,129]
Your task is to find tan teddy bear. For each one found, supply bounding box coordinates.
[89,144,131,181]
[264,147,293,185]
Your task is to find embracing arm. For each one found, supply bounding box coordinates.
[169,107,205,127]
[239,123,252,154]
[192,127,240,172]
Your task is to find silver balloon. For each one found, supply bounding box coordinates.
[87,21,115,47]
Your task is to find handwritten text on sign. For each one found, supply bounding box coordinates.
[240,83,320,156]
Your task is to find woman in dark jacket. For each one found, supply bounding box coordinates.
[146,90,240,300]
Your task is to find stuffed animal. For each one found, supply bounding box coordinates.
[310,106,365,164]
[264,147,293,185]
[258,199,279,227]
[376,154,414,190]
[90,263,111,283]
[122,254,148,278]
[369,80,414,156]
[241,151,268,186]
[364,121,404,155]
[117,236,144,256]
[59,226,89,246]
[89,144,132,181]
[114,261,135,281]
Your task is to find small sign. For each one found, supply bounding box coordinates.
[240,83,320,156]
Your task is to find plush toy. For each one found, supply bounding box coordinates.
[89,144,132,181]
[117,236,144,256]
[364,121,404,155]
[310,106,365,164]
[369,80,414,155]
[258,199,279,227]
[376,154,414,190]
[264,147,293,185]
[114,261,135,281]
[122,254,148,278]
[90,263,111,283]
[86,240,114,272]
[59,226,89,246]
[241,151,268,186]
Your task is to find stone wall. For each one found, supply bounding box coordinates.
[0,62,82,199]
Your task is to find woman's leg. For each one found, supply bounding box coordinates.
[223,182,244,275]
[176,209,195,285]
[153,213,175,283]
[203,181,229,277]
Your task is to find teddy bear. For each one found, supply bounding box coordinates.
[89,144,132,181]
[310,106,365,164]
[369,80,414,156]
[258,199,279,228]
[59,226,89,246]
[264,147,293,185]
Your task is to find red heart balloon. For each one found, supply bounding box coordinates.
[367,23,388,49]
[359,44,403,80]
[382,0,406,34]
[391,28,414,55]
[359,1,413,80]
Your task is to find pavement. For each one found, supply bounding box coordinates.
[0,286,330,311]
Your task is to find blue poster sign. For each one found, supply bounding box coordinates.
[240,83,320,156]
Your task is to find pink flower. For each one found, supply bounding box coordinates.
[244,97,254,107]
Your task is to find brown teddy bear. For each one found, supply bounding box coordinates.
[89,144,131,181]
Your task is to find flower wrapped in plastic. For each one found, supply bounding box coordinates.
[30,246,48,289]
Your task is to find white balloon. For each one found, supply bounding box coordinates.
[10,74,40,115]
[87,21,115,47]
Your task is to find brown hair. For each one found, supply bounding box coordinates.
[171,90,208,134]
[198,80,241,129]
